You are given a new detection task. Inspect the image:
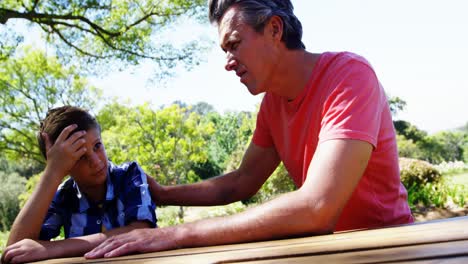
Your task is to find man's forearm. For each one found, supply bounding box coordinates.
[176,188,334,248]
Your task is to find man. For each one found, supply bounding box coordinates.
[85,0,413,258]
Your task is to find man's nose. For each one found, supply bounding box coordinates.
[225,52,237,71]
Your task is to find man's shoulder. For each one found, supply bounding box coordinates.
[320,51,373,70]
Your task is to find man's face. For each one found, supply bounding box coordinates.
[218,6,277,95]
[70,127,108,190]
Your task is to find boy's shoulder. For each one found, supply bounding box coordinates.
[53,178,80,208]
[108,161,146,189]
[109,161,142,178]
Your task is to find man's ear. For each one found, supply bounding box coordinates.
[268,15,283,40]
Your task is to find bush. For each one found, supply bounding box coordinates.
[407,181,467,210]
[0,230,10,254]
[0,171,26,231]
[18,173,41,208]
[242,163,297,205]
[399,158,442,188]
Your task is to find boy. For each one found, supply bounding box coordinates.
[2,106,157,263]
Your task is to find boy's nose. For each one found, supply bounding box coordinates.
[89,153,101,168]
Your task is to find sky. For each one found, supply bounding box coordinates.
[14,0,468,134]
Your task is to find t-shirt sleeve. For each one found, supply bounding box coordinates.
[252,97,275,148]
[122,162,157,227]
[318,60,385,147]
[39,193,64,241]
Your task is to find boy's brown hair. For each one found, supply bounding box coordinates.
[38,106,100,159]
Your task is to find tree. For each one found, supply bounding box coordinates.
[425,131,467,162]
[98,102,214,219]
[388,96,407,117]
[0,0,208,73]
[0,47,100,166]
[393,120,427,143]
[190,102,216,116]
[206,111,255,175]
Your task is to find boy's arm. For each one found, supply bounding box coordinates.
[1,221,152,263]
[6,125,87,246]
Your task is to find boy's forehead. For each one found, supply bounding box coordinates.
[83,127,101,140]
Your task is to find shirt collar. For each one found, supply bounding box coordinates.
[73,164,114,213]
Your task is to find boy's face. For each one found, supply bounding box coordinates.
[70,127,108,190]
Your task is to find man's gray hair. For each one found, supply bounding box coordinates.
[209,0,305,50]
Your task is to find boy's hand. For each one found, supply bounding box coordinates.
[43,124,87,179]
[1,239,51,263]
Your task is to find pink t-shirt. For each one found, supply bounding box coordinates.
[252,52,413,231]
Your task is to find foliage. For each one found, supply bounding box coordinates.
[0,29,22,61]
[243,163,297,205]
[399,158,442,188]
[157,203,247,228]
[395,120,468,164]
[393,120,427,143]
[0,0,207,69]
[18,173,41,208]
[209,111,256,173]
[224,141,296,205]
[424,131,467,163]
[196,202,246,219]
[0,47,100,166]
[156,206,184,227]
[0,171,26,231]
[407,179,467,210]
[0,230,9,254]
[388,96,407,117]
[98,103,214,186]
[396,135,425,160]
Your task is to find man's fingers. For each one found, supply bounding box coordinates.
[104,242,138,258]
[85,237,125,259]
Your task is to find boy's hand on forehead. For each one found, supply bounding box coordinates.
[43,124,87,179]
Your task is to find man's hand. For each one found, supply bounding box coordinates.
[1,239,51,264]
[43,124,87,179]
[84,227,179,259]
[146,174,163,204]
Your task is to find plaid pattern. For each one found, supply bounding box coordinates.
[39,161,157,240]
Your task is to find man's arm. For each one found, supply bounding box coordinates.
[85,139,372,258]
[1,221,151,263]
[147,142,281,206]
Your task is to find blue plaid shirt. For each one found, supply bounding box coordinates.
[39,161,157,240]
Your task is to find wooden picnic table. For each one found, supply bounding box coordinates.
[34,216,468,263]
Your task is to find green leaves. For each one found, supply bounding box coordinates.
[0,47,100,164]
[99,102,213,185]
[1,0,208,69]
